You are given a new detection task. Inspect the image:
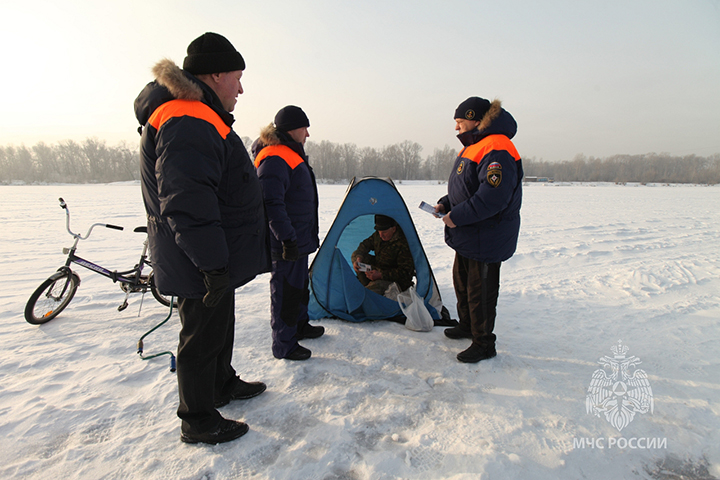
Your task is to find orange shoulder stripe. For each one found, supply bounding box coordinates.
[148,99,231,139]
[254,145,304,169]
[460,134,521,163]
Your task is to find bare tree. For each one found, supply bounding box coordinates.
[359,146,382,178]
[425,145,456,180]
[337,143,359,181]
[396,140,423,180]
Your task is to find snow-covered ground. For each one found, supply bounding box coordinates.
[1,181,718,480]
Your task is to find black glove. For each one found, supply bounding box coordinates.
[282,239,299,262]
[201,267,230,308]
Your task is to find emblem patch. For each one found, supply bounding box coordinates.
[456,160,465,175]
[487,161,502,187]
[465,109,475,120]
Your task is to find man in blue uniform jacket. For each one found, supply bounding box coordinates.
[435,97,523,363]
[253,106,322,361]
[135,33,271,444]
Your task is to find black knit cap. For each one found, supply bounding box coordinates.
[454,96,491,121]
[274,105,310,132]
[183,32,245,75]
[374,215,397,231]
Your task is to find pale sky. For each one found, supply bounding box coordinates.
[2,0,719,161]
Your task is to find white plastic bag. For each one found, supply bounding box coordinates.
[384,282,401,301]
[397,285,433,332]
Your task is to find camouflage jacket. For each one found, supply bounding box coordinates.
[351,228,415,291]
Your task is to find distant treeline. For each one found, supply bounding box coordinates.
[0,139,138,184]
[524,153,720,185]
[304,140,456,182]
[1,138,718,185]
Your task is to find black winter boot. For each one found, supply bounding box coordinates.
[457,343,497,363]
[298,323,325,340]
[444,326,473,339]
[215,378,267,408]
[180,418,249,445]
[282,345,311,361]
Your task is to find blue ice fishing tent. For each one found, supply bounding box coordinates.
[308,176,452,324]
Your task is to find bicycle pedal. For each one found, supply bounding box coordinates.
[118,302,128,312]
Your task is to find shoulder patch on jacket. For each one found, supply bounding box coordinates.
[487,161,502,187]
[148,99,231,139]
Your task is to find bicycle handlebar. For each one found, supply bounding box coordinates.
[58,197,124,239]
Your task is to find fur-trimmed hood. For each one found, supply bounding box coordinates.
[152,58,204,102]
[477,99,503,132]
[134,59,230,128]
[458,99,517,147]
[251,123,282,158]
[251,123,309,161]
[258,123,283,147]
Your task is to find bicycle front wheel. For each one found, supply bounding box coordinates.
[25,271,81,324]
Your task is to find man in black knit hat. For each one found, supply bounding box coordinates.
[253,106,322,361]
[434,96,523,364]
[134,32,271,444]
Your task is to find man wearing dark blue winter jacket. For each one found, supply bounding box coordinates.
[135,33,271,444]
[253,106,322,361]
[435,97,523,363]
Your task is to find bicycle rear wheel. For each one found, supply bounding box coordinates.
[148,270,177,308]
[25,271,80,324]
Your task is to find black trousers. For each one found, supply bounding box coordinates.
[452,253,501,346]
[176,290,238,434]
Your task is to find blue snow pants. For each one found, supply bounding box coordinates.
[270,255,310,358]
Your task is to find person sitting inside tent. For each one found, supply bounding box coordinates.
[351,215,415,296]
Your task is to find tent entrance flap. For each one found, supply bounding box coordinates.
[335,248,363,314]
